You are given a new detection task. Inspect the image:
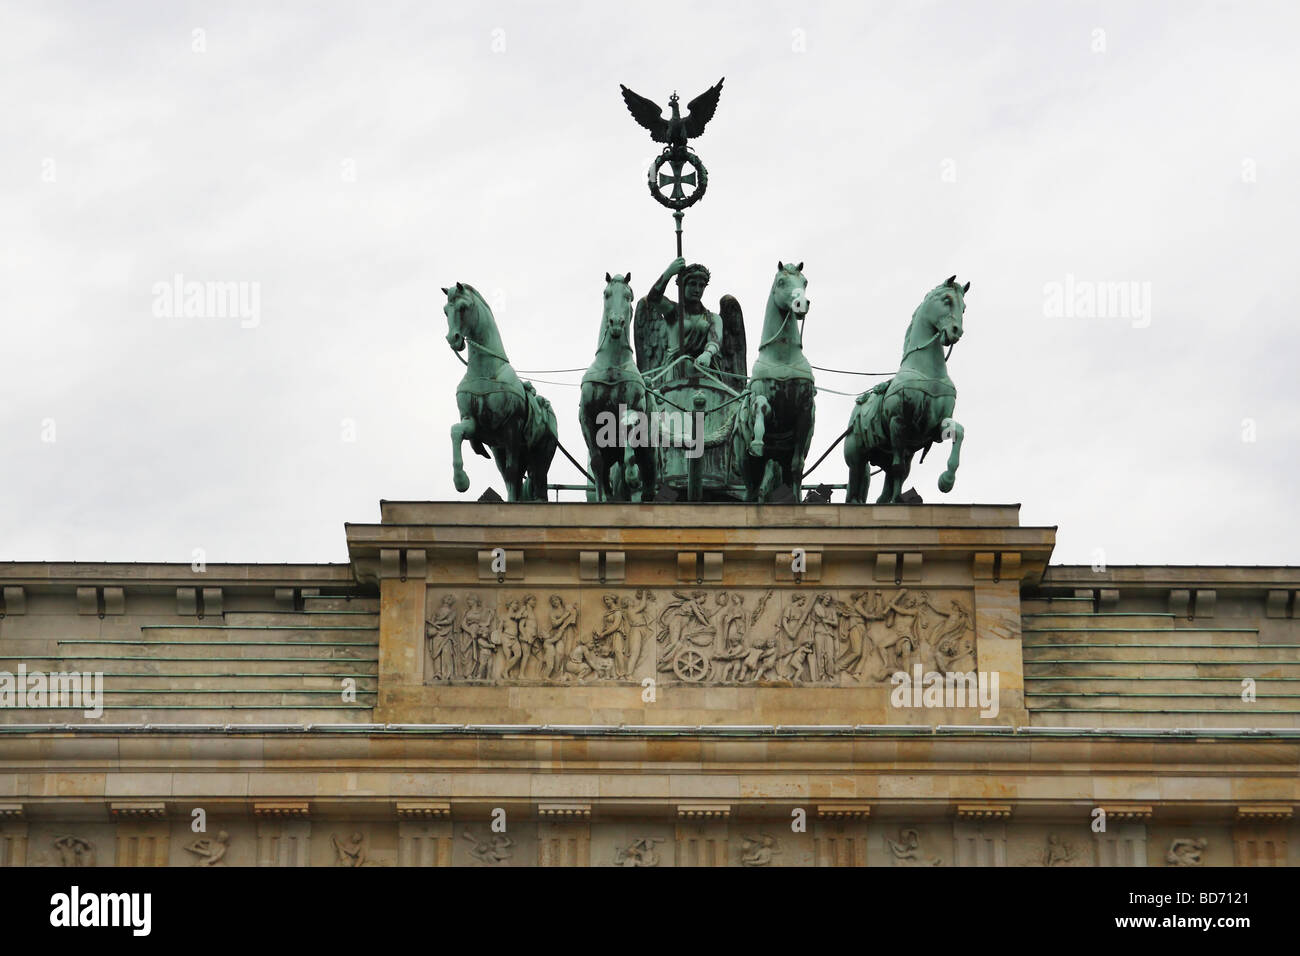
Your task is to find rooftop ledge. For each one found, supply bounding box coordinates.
[0,723,1296,740]
[371,500,1035,530]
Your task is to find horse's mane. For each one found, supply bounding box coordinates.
[455,283,489,314]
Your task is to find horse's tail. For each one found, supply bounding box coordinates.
[849,386,878,454]
[520,385,557,450]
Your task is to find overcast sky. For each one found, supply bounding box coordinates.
[1,0,1297,567]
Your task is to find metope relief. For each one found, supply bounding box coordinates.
[423,587,975,687]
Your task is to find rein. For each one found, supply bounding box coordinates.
[447,334,510,366]
[899,330,958,363]
[758,308,803,352]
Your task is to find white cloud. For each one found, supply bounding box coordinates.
[0,0,1296,564]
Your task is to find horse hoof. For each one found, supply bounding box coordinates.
[938,471,955,493]
[749,440,764,456]
[453,469,471,493]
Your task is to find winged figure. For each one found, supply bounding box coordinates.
[619,78,725,153]
[633,257,746,383]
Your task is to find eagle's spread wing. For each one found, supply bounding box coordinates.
[620,85,669,143]
[684,77,725,138]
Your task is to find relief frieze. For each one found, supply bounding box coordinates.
[424,586,976,687]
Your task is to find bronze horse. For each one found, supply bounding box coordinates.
[579,273,658,501]
[731,262,816,502]
[442,282,558,501]
[844,276,967,503]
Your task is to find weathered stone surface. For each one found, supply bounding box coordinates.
[0,502,1297,864]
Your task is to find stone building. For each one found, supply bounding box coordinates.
[1,502,1296,866]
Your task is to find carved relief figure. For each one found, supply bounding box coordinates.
[516,595,541,678]
[835,594,869,677]
[740,834,779,866]
[622,590,656,674]
[332,831,367,867]
[593,593,631,678]
[810,592,840,681]
[1166,838,1207,866]
[496,599,524,679]
[565,628,615,682]
[738,629,779,681]
[53,836,95,867]
[615,837,663,867]
[885,828,941,866]
[545,595,578,679]
[711,593,750,681]
[777,594,815,680]
[657,590,719,681]
[185,831,230,866]
[463,831,513,865]
[865,589,919,674]
[902,590,950,674]
[1043,833,1078,867]
[425,595,458,680]
[460,595,494,680]
[935,599,977,673]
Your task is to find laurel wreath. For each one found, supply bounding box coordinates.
[647,152,708,210]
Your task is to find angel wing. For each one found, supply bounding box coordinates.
[619,85,669,143]
[684,78,725,138]
[634,296,668,372]
[718,293,747,382]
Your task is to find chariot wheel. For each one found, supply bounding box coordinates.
[673,647,709,682]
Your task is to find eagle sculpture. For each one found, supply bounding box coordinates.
[619,78,725,153]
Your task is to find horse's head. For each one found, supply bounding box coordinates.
[441,281,478,353]
[601,271,634,344]
[770,261,810,316]
[917,275,969,347]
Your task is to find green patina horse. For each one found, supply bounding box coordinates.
[579,273,658,501]
[731,262,816,502]
[844,276,968,504]
[442,282,558,501]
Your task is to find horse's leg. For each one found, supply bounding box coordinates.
[635,442,656,503]
[873,473,894,504]
[887,411,912,504]
[875,468,894,505]
[450,417,476,493]
[588,446,606,501]
[759,458,781,502]
[844,432,865,504]
[497,415,525,501]
[610,455,626,501]
[748,388,771,457]
[791,385,815,501]
[529,429,557,502]
[731,399,755,502]
[938,417,964,493]
[504,458,525,502]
